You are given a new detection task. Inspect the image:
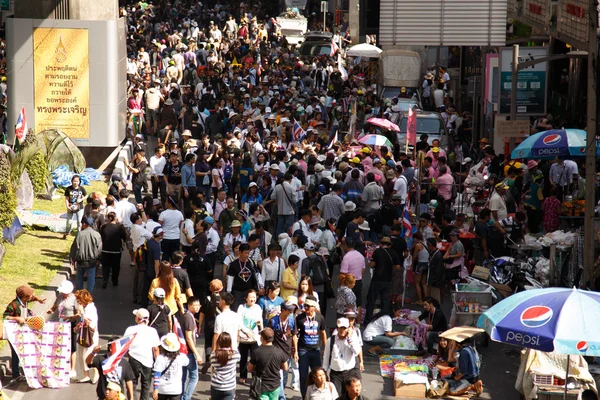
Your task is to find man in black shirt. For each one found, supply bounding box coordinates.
[226,243,261,309]
[438,214,457,241]
[86,339,135,400]
[146,288,171,337]
[248,328,289,399]
[412,296,448,354]
[163,150,182,204]
[125,148,148,204]
[390,224,408,298]
[181,296,201,400]
[296,295,328,399]
[270,300,299,394]
[365,237,400,323]
[474,208,491,265]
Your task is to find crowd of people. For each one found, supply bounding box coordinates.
[6,0,594,399]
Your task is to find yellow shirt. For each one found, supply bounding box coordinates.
[281,267,299,300]
[148,279,182,316]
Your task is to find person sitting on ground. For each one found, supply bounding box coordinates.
[410,296,448,354]
[447,338,483,397]
[363,304,408,356]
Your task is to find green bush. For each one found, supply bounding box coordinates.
[0,150,16,233]
[26,152,49,195]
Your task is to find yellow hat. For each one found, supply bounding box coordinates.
[350,157,361,164]
[361,147,371,154]
[432,147,440,153]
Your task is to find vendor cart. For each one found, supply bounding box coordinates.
[451,280,493,328]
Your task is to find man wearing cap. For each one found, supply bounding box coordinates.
[477,138,489,162]
[323,317,362,396]
[104,381,128,400]
[270,300,300,397]
[271,173,299,237]
[296,294,328,398]
[146,287,172,337]
[123,308,161,400]
[150,146,167,206]
[490,182,509,222]
[70,216,102,292]
[3,284,46,377]
[163,150,183,204]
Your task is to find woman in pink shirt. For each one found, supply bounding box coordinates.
[435,166,455,202]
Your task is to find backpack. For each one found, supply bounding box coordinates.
[367,212,383,235]
[307,255,328,285]
[223,163,233,181]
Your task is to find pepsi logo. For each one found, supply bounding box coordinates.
[577,341,588,353]
[520,306,553,328]
[542,133,561,145]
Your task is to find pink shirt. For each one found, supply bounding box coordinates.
[340,249,365,281]
[436,173,455,200]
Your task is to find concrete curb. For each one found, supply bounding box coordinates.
[113,139,133,179]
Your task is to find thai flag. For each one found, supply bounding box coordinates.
[172,316,188,355]
[15,107,27,144]
[293,121,305,142]
[402,198,412,238]
[329,130,338,148]
[330,38,339,57]
[102,334,137,375]
[257,54,263,77]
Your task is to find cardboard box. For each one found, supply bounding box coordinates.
[490,282,513,299]
[394,381,428,398]
[471,266,490,281]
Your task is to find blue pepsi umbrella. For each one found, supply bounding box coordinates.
[477,287,600,356]
[511,129,600,159]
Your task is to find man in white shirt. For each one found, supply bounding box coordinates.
[114,189,137,264]
[150,146,167,205]
[322,318,362,396]
[292,210,312,239]
[213,292,241,350]
[204,216,220,278]
[392,165,408,206]
[490,183,509,221]
[307,217,323,246]
[124,309,160,400]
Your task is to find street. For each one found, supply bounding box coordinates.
[1,246,522,400]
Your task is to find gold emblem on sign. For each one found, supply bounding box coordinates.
[55,37,67,63]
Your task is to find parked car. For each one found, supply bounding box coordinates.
[388,98,421,125]
[394,111,450,151]
[299,31,333,57]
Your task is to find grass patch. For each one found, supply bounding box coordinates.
[0,180,108,349]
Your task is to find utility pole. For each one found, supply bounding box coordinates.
[321,0,327,32]
[584,0,598,286]
[510,44,519,153]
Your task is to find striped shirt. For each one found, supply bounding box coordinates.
[210,350,241,392]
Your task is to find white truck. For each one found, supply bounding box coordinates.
[377,49,422,100]
[277,8,307,46]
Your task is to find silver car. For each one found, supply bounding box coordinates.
[396,111,449,151]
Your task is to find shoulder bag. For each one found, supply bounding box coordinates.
[249,375,263,400]
[279,183,296,215]
[77,320,95,348]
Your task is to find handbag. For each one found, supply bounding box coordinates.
[77,321,95,348]
[249,375,263,400]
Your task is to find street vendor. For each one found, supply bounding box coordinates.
[363,305,409,357]
[410,297,448,354]
[434,336,457,367]
[446,338,483,396]
[3,284,47,378]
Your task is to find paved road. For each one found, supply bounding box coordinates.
[1,243,522,400]
[0,136,522,399]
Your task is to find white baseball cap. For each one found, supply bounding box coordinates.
[57,280,74,294]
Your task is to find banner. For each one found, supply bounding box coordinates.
[33,28,90,139]
[3,320,71,389]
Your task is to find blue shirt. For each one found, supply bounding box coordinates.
[146,239,161,278]
[258,296,284,327]
[239,167,254,188]
[181,163,196,188]
[458,346,479,381]
[241,193,263,206]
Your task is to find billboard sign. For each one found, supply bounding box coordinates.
[33,28,90,139]
[498,47,548,116]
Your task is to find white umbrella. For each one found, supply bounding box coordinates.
[346,43,383,58]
